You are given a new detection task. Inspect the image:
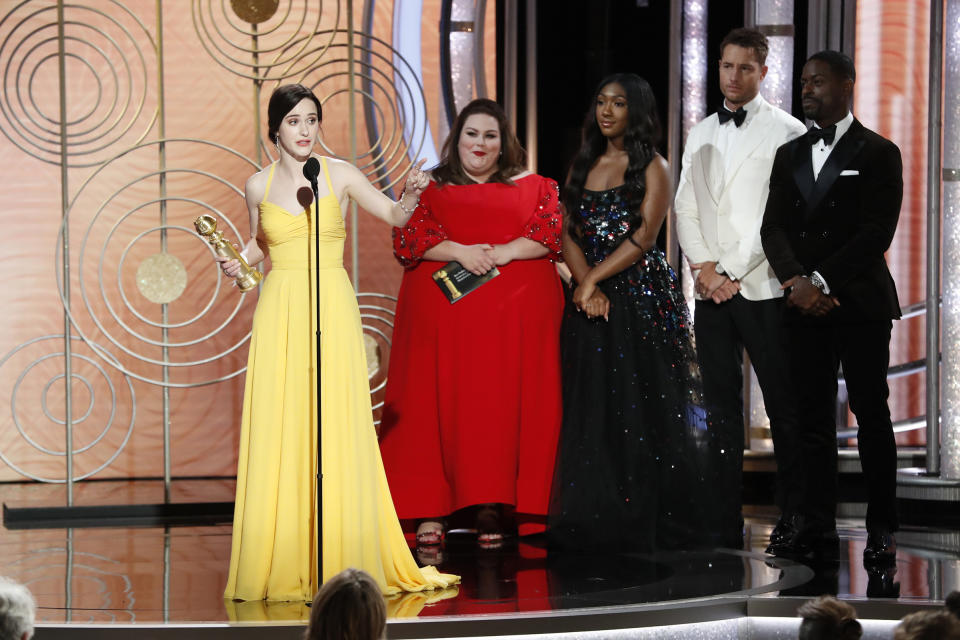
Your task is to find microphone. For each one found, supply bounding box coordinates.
[303,157,320,188]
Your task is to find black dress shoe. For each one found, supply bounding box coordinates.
[865,563,900,598]
[768,515,793,548]
[765,513,801,555]
[863,531,897,566]
[767,515,838,561]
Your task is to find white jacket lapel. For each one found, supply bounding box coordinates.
[719,99,770,195]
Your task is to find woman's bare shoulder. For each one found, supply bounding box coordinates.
[245,165,270,201]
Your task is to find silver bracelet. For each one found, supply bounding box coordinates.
[397,190,418,215]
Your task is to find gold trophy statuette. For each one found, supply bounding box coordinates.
[194,214,263,292]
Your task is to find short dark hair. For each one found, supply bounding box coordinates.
[807,50,857,82]
[720,28,769,65]
[797,596,862,640]
[267,84,323,143]
[432,98,527,186]
[305,568,386,640]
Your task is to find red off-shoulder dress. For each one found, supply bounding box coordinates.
[379,174,564,534]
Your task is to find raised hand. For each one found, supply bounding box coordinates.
[402,158,430,199]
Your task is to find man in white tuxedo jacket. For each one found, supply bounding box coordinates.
[675,28,806,549]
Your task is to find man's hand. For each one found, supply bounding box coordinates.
[710,278,741,303]
[782,275,840,316]
[691,261,739,302]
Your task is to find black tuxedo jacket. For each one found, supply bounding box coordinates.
[760,119,903,323]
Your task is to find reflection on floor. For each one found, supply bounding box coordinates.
[0,480,955,625]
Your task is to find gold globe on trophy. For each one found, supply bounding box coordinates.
[194,214,263,292]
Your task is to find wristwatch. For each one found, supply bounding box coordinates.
[715,262,736,281]
[809,272,828,293]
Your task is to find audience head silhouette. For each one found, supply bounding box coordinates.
[0,576,35,640]
[895,609,960,640]
[945,590,960,620]
[305,568,386,640]
[797,595,862,640]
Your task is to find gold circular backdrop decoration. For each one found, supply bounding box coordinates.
[229,0,280,24]
[136,252,188,304]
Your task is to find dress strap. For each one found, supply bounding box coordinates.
[263,162,277,200]
[320,157,336,198]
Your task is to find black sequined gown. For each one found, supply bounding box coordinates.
[548,185,727,552]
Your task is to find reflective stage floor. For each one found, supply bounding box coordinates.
[1,480,956,638]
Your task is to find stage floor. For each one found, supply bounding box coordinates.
[0,480,955,636]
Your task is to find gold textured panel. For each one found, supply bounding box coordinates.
[135,252,188,304]
[363,333,380,378]
[229,0,279,24]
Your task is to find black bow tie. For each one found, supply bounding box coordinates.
[807,124,837,145]
[717,106,747,127]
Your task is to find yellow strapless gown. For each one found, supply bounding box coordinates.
[225,158,458,602]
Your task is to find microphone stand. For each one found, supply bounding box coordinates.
[304,159,323,588]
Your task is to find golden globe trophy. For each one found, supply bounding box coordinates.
[194,214,262,292]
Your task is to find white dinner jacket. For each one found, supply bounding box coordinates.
[675,94,806,301]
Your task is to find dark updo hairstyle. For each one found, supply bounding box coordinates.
[797,596,862,640]
[432,98,527,187]
[563,73,661,240]
[304,568,386,640]
[267,84,323,143]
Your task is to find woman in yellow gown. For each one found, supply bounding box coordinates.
[218,84,458,602]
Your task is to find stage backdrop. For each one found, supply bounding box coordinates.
[0,0,495,483]
[855,0,930,445]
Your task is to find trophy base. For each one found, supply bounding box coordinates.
[237,271,263,292]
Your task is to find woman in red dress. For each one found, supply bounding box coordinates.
[380,99,564,548]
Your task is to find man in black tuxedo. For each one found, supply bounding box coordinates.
[760,50,902,565]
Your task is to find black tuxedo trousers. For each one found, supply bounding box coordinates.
[695,295,803,527]
[785,315,898,532]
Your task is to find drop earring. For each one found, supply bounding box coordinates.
[274,134,280,154]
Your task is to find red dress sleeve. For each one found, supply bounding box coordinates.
[392,190,448,269]
[522,177,563,261]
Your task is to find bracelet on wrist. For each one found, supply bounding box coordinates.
[398,189,419,215]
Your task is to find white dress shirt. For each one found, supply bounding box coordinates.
[716,94,765,177]
[811,110,854,180]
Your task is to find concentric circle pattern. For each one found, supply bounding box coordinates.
[191,0,338,82]
[11,544,136,622]
[0,335,135,483]
[56,139,261,388]
[291,29,429,193]
[0,0,158,167]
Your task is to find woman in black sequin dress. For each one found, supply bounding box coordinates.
[547,73,728,552]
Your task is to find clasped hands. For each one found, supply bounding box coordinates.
[781,275,840,317]
[571,277,609,321]
[458,243,514,276]
[690,261,740,303]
